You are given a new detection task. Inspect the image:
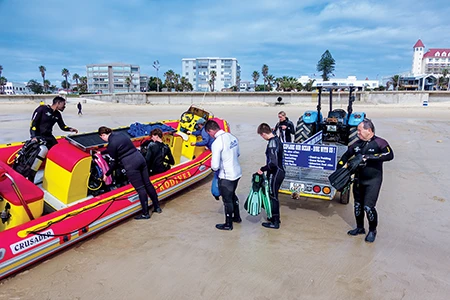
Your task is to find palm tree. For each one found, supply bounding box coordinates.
[209,70,217,92]
[72,73,80,90]
[442,69,449,90]
[389,75,401,90]
[262,64,269,91]
[266,74,275,91]
[0,76,7,94]
[317,50,336,81]
[0,65,3,78]
[164,70,175,91]
[125,76,132,92]
[39,66,46,91]
[235,75,241,91]
[79,76,88,93]
[61,68,70,92]
[252,71,260,91]
[43,79,51,93]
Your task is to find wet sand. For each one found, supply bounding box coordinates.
[0,101,450,300]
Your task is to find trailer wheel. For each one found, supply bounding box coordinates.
[348,126,358,146]
[295,116,313,143]
[339,187,350,204]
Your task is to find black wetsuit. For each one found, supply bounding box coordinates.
[260,136,286,222]
[274,118,295,143]
[30,105,73,149]
[338,136,394,231]
[145,141,175,175]
[105,132,160,215]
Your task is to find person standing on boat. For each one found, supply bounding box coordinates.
[273,111,295,143]
[205,120,242,231]
[98,126,162,220]
[30,96,78,149]
[257,123,285,229]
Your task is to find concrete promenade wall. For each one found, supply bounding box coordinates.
[1,91,450,105]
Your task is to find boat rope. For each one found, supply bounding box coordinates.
[27,158,209,237]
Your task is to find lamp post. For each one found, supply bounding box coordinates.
[153,60,160,92]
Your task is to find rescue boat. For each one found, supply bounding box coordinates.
[0,105,227,280]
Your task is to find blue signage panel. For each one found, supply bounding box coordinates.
[283,143,337,171]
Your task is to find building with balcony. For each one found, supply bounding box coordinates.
[412,39,450,76]
[86,63,140,93]
[3,81,31,95]
[182,58,240,92]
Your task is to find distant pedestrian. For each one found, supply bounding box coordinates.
[77,102,82,115]
[273,111,295,143]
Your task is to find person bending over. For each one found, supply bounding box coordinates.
[146,128,175,175]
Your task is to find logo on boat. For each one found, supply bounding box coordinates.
[10,229,54,255]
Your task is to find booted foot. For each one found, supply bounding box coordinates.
[347,227,366,236]
[365,230,377,243]
[267,217,281,224]
[216,223,233,230]
[262,221,280,229]
[152,207,162,214]
[134,214,150,220]
[232,216,242,223]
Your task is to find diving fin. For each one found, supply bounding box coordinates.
[328,167,351,192]
[260,174,272,219]
[244,173,263,216]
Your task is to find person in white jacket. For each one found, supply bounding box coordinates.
[205,120,242,231]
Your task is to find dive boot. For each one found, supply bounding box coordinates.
[153,207,162,213]
[347,227,365,236]
[134,214,150,220]
[262,215,280,229]
[232,216,242,223]
[365,230,377,243]
[216,216,233,231]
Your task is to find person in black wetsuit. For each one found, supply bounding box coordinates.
[337,118,394,242]
[145,128,175,175]
[98,126,162,220]
[273,111,295,143]
[30,96,78,149]
[257,123,285,229]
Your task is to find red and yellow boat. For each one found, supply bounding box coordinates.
[0,105,227,280]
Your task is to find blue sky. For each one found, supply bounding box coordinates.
[1,0,450,86]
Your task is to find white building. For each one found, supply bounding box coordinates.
[182,58,240,92]
[411,39,450,76]
[3,82,31,95]
[299,76,379,90]
[86,63,140,94]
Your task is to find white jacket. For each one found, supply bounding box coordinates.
[211,130,242,181]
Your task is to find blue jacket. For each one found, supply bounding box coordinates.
[192,128,215,149]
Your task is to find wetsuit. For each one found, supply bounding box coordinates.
[274,118,295,143]
[211,130,242,226]
[145,141,175,175]
[105,132,160,215]
[192,127,215,149]
[77,102,82,115]
[30,105,74,149]
[338,136,394,232]
[260,136,285,224]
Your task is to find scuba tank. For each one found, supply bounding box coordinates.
[30,143,48,172]
[13,138,48,181]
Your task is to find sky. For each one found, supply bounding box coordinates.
[1,0,450,86]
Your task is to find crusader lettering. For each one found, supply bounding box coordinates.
[10,230,54,255]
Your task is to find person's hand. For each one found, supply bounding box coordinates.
[70,128,79,134]
[31,137,37,142]
[102,174,107,182]
[190,142,196,146]
[281,125,287,130]
[257,169,263,175]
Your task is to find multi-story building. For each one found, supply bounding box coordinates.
[299,76,379,90]
[182,58,240,92]
[412,39,450,76]
[140,75,149,92]
[3,82,31,95]
[86,63,140,94]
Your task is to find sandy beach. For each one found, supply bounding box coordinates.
[0,100,449,300]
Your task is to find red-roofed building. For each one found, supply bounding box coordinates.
[412,39,450,76]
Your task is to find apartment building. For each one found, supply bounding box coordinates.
[86,63,140,93]
[182,58,240,92]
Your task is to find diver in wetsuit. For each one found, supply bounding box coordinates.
[30,96,78,149]
[257,123,285,229]
[273,111,295,143]
[145,128,175,175]
[98,126,162,220]
[338,118,394,243]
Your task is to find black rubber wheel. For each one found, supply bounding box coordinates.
[339,186,350,204]
[294,116,314,143]
[348,126,358,146]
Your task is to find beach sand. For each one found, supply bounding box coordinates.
[0,100,449,299]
